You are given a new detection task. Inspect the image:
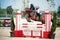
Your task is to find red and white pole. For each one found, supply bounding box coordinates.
[45,10,51,31]
[14,11,23,37]
[43,10,51,38]
[15,11,20,30]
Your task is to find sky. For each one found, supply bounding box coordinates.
[0,0,60,11]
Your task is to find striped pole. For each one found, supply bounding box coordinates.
[15,11,20,30]
[43,10,51,38]
[45,10,51,31]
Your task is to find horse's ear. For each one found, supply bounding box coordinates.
[30,4,35,10]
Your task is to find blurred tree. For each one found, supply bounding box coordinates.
[0,9,7,17]
[57,6,60,18]
[7,6,13,15]
[47,0,50,2]
[46,0,55,11]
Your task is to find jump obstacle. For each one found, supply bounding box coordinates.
[14,10,52,38]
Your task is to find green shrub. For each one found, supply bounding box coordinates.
[10,15,15,31]
[51,12,57,33]
[0,21,4,27]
